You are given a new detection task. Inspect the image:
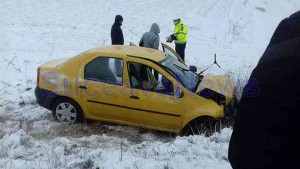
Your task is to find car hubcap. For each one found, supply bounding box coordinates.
[56,103,77,123]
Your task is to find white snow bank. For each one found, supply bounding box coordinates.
[0,130,37,159]
[0,129,232,169]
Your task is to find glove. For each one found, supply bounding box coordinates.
[166,36,173,43]
[170,34,177,40]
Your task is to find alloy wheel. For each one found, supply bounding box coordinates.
[55,102,77,123]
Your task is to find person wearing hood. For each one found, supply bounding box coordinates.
[139,23,160,80]
[111,15,124,45]
[228,11,300,169]
[166,18,188,61]
[111,15,124,76]
[139,23,160,49]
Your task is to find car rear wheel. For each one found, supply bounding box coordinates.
[52,98,83,123]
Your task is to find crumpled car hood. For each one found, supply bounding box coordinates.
[195,75,236,105]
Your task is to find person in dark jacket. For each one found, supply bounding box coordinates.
[111,15,124,76]
[111,15,124,45]
[139,23,160,49]
[228,11,300,169]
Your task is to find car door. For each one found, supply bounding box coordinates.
[161,43,186,66]
[78,56,129,122]
[126,59,185,131]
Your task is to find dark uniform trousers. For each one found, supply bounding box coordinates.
[175,43,186,61]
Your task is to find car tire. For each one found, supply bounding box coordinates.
[181,117,220,137]
[52,98,83,123]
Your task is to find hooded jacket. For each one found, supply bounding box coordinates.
[139,23,160,49]
[111,15,124,45]
[229,11,300,169]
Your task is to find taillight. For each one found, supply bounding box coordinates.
[37,67,41,86]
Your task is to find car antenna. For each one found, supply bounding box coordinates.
[128,29,141,38]
[198,54,221,75]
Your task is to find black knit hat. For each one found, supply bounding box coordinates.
[115,15,123,23]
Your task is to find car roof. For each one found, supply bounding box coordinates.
[87,45,166,62]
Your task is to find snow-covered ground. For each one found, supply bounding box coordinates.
[0,0,299,168]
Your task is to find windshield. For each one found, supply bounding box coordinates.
[160,54,198,92]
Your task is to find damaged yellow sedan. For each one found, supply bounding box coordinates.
[35,44,236,135]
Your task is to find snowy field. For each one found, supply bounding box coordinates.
[0,0,299,168]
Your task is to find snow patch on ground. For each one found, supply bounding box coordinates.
[0,129,232,169]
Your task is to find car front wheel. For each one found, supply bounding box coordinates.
[52,98,83,123]
[181,117,220,137]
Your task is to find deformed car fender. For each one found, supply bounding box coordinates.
[181,97,224,129]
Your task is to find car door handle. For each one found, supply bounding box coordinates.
[130,95,139,100]
[79,85,87,90]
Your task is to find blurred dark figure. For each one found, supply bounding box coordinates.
[111,15,124,76]
[111,15,124,45]
[229,11,300,169]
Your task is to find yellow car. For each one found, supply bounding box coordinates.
[35,44,236,135]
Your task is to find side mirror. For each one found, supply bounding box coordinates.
[189,65,197,73]
[175,87,184,98]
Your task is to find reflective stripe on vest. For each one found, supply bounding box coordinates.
[174,21,188,43]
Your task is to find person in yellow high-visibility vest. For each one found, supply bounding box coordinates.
[167,18,188,61]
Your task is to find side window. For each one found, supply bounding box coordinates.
[165,49,179,61]
[85,57,123,85]
[127,62,173,95]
